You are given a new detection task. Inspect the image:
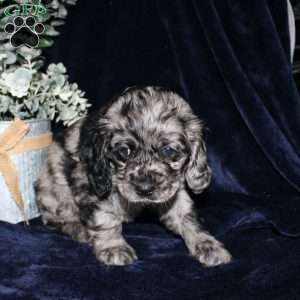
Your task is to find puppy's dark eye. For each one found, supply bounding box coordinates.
[160,146,179,160]
[114,145,131,161]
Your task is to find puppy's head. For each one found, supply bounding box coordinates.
[80,87,211,203]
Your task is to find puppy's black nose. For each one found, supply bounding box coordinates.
[133,175,156,196]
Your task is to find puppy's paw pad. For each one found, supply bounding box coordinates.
[96,244,137,266]
[193,239,232,267]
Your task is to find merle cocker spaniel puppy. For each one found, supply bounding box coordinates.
[36,86,232,266]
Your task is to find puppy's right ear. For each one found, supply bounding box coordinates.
[79,113,112,199]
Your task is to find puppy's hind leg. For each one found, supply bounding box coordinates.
[36,176,88,243]
[38,198,89,244]
[39,217,89,244]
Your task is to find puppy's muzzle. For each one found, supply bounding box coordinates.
[130,171,163,197]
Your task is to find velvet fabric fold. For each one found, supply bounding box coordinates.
[157,0,300,197]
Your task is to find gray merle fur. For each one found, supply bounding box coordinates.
[36,86,232,266]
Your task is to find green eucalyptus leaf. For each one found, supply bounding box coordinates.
[0,52,7,61]
[38,38,54,48]
[57,5,68,18]
[43,25,60,36]
[31,60,45,70]
[49,0,60,9]
[62,0,77,5]
[36,12,52,23]
[50,20,65,26]
[1,67,33,98]
[17,46,42,60]
[8,103,24,118]
[0,32,9,41]
[36,107,48,119]
[0,95,11,113]
[0,16,10,27]
[4,51,17,64]
[47,62,66,75]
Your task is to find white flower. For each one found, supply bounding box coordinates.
[1,67,33,98]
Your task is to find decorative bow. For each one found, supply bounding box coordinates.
[0,119,52,224]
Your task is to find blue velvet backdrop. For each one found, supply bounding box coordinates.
[1,1,300,299]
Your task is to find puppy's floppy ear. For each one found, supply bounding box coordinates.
[79,113,112,199]
[185,118,211,194]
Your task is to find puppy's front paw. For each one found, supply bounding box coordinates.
[192,237,232,267]
[95,243,138,266]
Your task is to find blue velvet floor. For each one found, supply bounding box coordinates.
[1,193,300,300]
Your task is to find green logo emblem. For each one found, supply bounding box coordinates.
[3,0,47,18]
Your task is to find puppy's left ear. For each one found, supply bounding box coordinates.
[79,113,112,199]
[185,119,212,194]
